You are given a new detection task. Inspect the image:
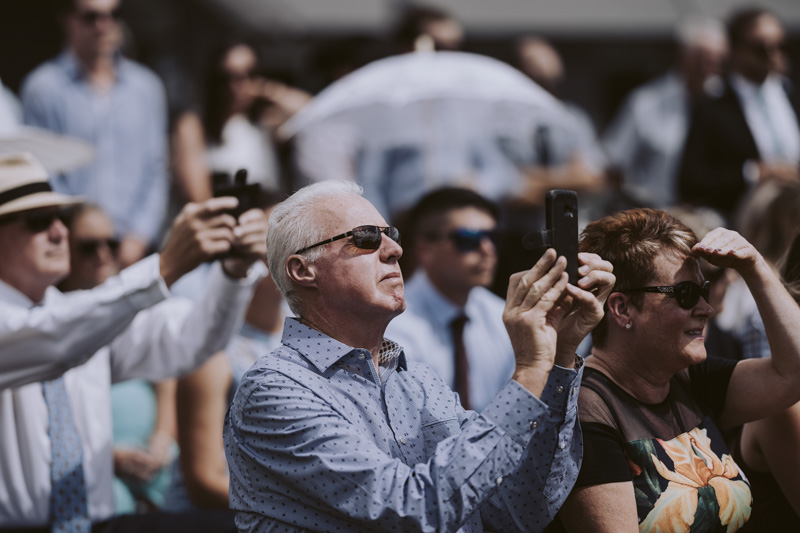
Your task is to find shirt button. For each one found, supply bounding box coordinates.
[400,437,407,445]
[559,441,566,450]
[496,476,503,485]
[556,385,565,394]
[572,386,578,395]
[530,420,538,430]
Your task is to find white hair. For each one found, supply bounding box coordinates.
[675,15,727,49]
[267,180,364,315]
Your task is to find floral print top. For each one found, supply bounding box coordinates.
[569,360,752,533]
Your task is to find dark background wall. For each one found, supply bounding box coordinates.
[2,0,798,133]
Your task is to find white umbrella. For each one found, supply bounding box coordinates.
[0,126,95,175]
[283,51,573,219]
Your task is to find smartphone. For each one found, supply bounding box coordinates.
[212,168,260,219]
[545,189,579,285]
[520,190,579,283]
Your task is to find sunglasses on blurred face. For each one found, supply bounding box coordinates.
[76,238,120,257]
[0,209,71,233]
[74,7,122,25]
[294,225,400,255]
[743,39,786,59]
[624,280,711,310]
[428,228,498,253]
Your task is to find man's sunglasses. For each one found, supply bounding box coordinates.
[429,228,498,253]
[294,225,400,255]
[624,280,711,310]
[0,209,71,233]
[74,8,122,25]
[76,238,120,257]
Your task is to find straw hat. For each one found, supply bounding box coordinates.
[0,153,84,218]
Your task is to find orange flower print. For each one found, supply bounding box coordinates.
[639,427,751,533]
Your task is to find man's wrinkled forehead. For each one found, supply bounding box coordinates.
[313,194,385,234]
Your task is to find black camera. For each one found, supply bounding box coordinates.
[212,168,261,219]
[522,189,579,285]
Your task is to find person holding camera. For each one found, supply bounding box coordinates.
[224,180,615,532]
[0,152,267,532]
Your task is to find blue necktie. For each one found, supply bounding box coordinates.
[42,377,91,533]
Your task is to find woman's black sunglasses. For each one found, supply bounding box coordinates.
[294,225,400,255]
[624,280,711,310]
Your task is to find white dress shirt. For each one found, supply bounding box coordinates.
[730,73,800,166]
[603,72,689,208]
[0,255,264,527]
[385,272,515,413]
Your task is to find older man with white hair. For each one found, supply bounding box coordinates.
[603,16,729,208]
[224,180,615,532]
[0,152,267,532]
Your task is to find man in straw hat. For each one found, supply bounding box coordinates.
[0,152,267,532]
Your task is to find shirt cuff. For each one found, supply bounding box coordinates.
[480,380,551,447]
[541,357,584,417]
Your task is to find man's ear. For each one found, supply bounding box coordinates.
[287,255,317,288]
[606,291,633,330]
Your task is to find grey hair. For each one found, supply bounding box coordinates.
[675,15,727,49]
[267,180,364,315]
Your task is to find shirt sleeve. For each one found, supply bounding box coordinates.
[226,363,581,532]
[108,260,265,383]
[481,363,584,532]
[20,70,57,131]
[0,255,169,389]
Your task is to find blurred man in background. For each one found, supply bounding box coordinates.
[679,7,800,223]
[603,16,728,209]
[0,152,266,532]
[386,188,515,412]
[22,0,169,267]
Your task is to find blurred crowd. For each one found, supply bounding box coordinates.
[1,0,800,532]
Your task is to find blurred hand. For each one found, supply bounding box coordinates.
[159,197,238,287]
[503,248,569,378]
[113,447,164,482]
[758,161,800,184]
[692,228,763,277]
[221,208,269,279]
[551,252,615,365]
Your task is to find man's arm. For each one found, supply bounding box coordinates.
[0,198,257,389]
[481,363,583,532]
[108,207,269,382]
[0,255,168,389]
[226,369,552,532]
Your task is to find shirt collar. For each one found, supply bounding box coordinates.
[281,317,407,373]
[0,278,36,308]
[730,72,785,99]
[58,48,128,83]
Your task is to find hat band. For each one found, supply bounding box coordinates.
[0,182,53,207]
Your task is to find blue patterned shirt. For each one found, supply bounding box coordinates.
[21,50,168,245]
[224,318,583,532]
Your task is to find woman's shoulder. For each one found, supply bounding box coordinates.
[578,368,623,429]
